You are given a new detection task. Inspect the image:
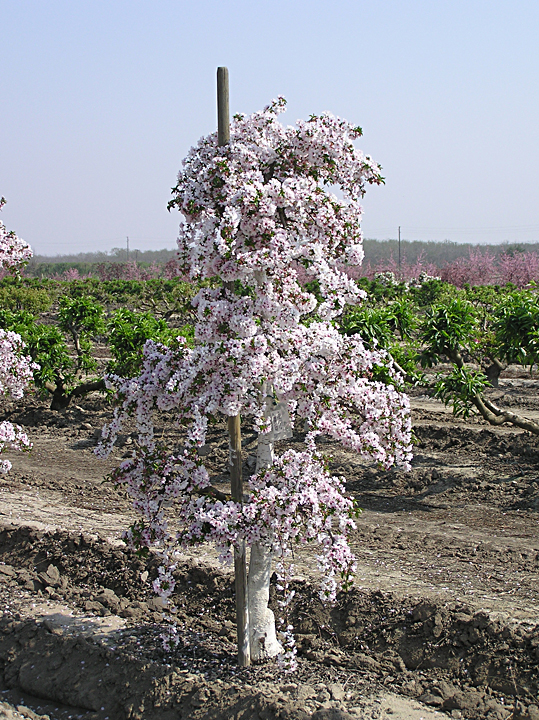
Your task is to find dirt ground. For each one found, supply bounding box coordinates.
[0,369,538,720]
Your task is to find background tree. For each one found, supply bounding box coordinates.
[0,200,36,471]
[420,296,539,433]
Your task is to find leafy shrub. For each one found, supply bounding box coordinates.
[434,365,488,418]
[107,308,176,378]
[0,285,52,315]
[492,290,539,368]
[340,305,394,348]
[58,295,105,373]
[420,297,478,365]
[22,323,74,390]
[0,311,73,392]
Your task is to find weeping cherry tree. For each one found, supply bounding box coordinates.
[98,93,412,666]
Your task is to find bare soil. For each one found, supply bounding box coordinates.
[0,370,538,720]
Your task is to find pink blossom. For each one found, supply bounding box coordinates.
[440,248,497,287]
[498,251,539,287]
[0,202,36,470]
[0,199,32,270]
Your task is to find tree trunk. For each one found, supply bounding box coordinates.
[449,350,539,434]
[247,387,282,662]
[483,358,506,388]
[47,377,106,411]
[247,542,282,662]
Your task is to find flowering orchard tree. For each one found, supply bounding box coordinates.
[98,99,412,664]
[440,248,498,288]
[498,251,539,288]
[0,199,33,272]
[0,200,36,472]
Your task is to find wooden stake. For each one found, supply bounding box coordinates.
[218,66,251,667]
[217,67,230,146]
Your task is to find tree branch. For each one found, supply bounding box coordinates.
[195,485,231,503]
[472,394,539,434]
[448,349,539,434]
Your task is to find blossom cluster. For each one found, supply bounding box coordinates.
[0,203,35,471]
[0,330,37,400]
[169,97,383,320]
[373,270,441,290]
[98,99,412,647]
[0,420,31,473]
[0,199,32,271]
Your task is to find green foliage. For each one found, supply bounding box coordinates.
[463,284,504,309]
[0,284,53,315]
[420,297,478,365]
[0,276,201,407]
[408,278,454,307]
[434,366,487,418]
[24,323,74,390]
[58,295,105,373]
[58,295,104,334]
[107,308,176,378]
[63,277,199,321]
[303,279,324,304]
[341,297,417,347]
[0,310,73,392]
[388,343,425,385]
[0,299,104,405]
[492,290,539,368]
[65,277,102,299]
[340,305,394,348]
[355,276,407,302]
[387,297,417,340]
[0,309,36,335]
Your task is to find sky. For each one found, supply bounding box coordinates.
[2,0,539,256]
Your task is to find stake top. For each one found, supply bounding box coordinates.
[217,67,230,146]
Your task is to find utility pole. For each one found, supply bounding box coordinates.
[126,236,130,261]
[398,226,401,275]
[217,66,251,667]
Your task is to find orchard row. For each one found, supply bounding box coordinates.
[2,271,539,435]
[0,275,198,409]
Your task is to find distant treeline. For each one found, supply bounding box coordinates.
[362,239,539,266]
[25,247,177,278]
[23,239,539,279]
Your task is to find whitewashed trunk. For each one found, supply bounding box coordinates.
[247,386,283,662]
[247,542,282,661]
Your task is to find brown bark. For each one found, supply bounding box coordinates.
[483,358,506,388]
[447,350,539,435]
[48,377,106,411]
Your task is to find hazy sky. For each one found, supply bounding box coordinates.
[2,0,539,256]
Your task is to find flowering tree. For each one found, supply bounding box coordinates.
[98,99,412,664]
[0,200,36,472]
[498,251,539,288]
[440,248,498,287]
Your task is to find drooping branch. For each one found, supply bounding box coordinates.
[447,349,539,434]
[472,394,539,435]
